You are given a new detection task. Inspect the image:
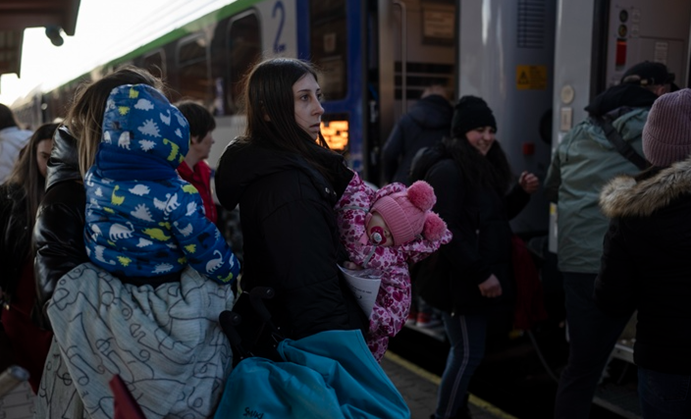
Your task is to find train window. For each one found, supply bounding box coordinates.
[143,50,166,81]
[176,34,211,103]
[310,0,347,101]
[227,12,261,114]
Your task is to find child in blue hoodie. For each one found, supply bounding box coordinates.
[83,84,239,286]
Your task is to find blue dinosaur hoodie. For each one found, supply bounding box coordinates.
[84,84,239,284]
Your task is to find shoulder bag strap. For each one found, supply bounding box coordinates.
[590,116,649,170]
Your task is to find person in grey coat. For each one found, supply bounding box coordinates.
[544,61,675,419]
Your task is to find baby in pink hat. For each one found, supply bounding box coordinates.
[335,172,452,361]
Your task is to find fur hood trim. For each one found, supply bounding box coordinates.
[600,156,691,218]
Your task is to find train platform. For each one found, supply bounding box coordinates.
[0,354,515,419]
[382,351,517,419]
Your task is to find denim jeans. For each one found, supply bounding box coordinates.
[554,272,633,419]
[639,368,691,418]
[434,312,487,419]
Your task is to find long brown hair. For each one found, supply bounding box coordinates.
[66,65,165,177]
[239,57,335,183]
[4,122,59,258]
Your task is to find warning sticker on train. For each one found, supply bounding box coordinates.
[516,65,548,90]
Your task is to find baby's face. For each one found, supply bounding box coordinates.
[366,212,393,247]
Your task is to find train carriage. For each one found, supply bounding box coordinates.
[13,0,557,237]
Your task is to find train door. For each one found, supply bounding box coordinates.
[375,0,457,185]
[549,0,691,252]
[297,0,365,175]
[458,0,556,236]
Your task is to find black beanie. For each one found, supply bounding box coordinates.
[451,95,497,137]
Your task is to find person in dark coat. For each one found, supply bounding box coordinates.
[214,57,368,342]
[545,60,675,419]
[382,84,452,185]
[33,71,166,330]
[410,96,539,419]
[34,68,238,419]
[0,122,57,392]
[383,84,453,328]
[596,88,691,418]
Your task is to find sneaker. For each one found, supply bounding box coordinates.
[416,312,442,328]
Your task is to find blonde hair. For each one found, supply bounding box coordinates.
[66,65,164,177]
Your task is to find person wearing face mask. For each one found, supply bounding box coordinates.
[410,95,539,419]
[0,122,58,392]
[214,57,369,344]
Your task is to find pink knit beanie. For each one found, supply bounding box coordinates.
[642,88,691,167]
[370,181,446,246]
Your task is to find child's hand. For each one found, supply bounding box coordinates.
[343,261,363,270]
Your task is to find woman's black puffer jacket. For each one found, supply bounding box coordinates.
[215,140,367,341]
[33,126,89,330]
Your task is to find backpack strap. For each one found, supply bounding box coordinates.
[590,115,649,171]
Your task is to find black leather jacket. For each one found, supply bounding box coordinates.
[33,126,88,329]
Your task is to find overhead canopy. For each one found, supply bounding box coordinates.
[0,0,81,77]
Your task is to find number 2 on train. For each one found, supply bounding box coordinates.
[272,1,286,53]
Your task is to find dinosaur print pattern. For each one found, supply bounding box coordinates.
[84,84,240,284]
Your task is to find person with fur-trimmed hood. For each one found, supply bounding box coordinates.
[595,88,691,418]
[84,83,240,286]
[545,61,676,419]
[334,173,451,361]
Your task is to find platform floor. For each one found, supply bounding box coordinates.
[382,351,517,419]
[0,380,35,419]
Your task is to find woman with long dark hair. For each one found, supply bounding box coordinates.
[34,66,236,418]
[0,123,58,392]
[214,57,368,342]
[411,96,539,419]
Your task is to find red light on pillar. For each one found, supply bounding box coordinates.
[616,39,627,67]
[522,142,535,155]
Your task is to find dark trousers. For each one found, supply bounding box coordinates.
[434,312,487,419]
[554,272,632,419]
[638,368,691,419]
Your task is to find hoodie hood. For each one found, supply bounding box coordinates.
[45,125,81,191]
[600,156,691,218]
[585,83,658,117]
[408,95,454,130]
[95,84,190,181]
